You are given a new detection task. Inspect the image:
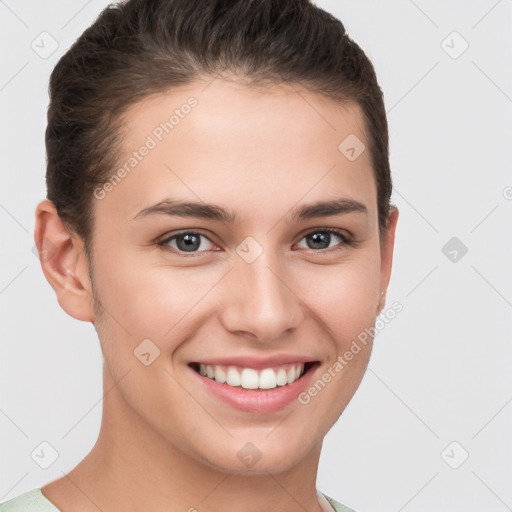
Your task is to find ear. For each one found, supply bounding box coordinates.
[34,199,95,322]
[377,205,399,313]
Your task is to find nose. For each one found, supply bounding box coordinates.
[219,253,305,342]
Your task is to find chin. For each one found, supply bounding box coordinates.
[191,433,319,476]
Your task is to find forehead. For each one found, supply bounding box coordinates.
[98,79,376,224]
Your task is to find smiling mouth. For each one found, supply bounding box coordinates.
[189,362,318,390]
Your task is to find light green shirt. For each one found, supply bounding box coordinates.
[0,488,356,512]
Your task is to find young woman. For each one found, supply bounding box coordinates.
[0,0,398,510]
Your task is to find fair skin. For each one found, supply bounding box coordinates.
[35,79,398,512]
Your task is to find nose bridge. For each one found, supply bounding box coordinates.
[220,244,303,341]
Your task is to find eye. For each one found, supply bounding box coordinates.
[158,231,217,254]
[158,228,353,256]
[296,228,351,251]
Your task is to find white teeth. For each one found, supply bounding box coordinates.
[259,368,277,389]
[196,363,306,389]
[240,368,259,389]
[226,366,241,386]
[276,368,288,386]
[214,366,226,384]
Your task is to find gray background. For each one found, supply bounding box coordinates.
[1,1,511,511]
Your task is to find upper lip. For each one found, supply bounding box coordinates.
[189,354,318,369]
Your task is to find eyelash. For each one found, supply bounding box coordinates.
[157,228,354,256]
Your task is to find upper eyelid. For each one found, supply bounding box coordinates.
[296,226,351,240]
[159,229,215,244]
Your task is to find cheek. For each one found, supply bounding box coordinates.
[91,251,226,350]
[297,250,381,347]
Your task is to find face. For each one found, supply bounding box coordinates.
[80,79,397,473]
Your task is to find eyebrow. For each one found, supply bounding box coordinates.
[132,197,368,223]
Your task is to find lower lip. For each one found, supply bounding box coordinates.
[190,364,318,413]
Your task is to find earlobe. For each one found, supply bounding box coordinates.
[34,199,95,322]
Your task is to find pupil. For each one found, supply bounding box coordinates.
[178,234,200,252]
[308,232,330,250]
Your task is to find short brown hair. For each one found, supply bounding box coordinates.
[45,0,392,255]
